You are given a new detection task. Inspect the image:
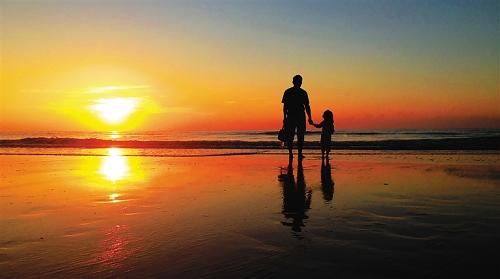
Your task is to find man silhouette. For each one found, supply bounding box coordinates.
[282,74,313,161]
[279,163,312,235]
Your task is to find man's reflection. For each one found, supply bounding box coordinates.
[278,162,312,236]
[321,161,334,202]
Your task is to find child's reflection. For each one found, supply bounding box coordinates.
[321,161,334,202]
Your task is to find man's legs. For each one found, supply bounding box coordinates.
[286,120,296,161]
[296,119,306,159]
[287,139,293,160]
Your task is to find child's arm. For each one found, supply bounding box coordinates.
[312,121,323,129]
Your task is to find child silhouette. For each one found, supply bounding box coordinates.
[311,110,335,160]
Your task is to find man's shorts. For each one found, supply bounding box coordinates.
[285,114,306,143]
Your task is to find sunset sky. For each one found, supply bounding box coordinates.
[1,0,498,132]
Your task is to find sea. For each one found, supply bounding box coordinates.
[1,129,499,142]
[0,129,499,157]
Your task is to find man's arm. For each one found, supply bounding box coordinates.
[282,91,288,126]
[305,103,313,124]
[304,91,313,124]
[283,103,288,126]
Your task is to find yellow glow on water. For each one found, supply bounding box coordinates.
[100,148,129,182]
[90,98,140,124]
[109,193,122,203]
[75,147,149,192]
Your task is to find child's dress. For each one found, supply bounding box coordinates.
[317,121,334,148]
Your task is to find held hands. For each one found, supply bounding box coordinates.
[283,118,315,126]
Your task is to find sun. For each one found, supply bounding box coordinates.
[90,97,140,124]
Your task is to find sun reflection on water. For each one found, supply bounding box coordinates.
[75,146,150,205]
[109,193,121,203]
[95,224,137,272]
[100,148,129,182]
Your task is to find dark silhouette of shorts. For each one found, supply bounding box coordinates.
[285,114,306,145]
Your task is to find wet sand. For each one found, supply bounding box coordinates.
[1,151,500,278]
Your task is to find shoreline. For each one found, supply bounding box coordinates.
[1,149,500,156]
[1,136,499,150]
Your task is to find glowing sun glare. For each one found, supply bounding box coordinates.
[90,98,140,124]
[100,148,129,182]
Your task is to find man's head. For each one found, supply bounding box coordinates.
[292,75,302,87]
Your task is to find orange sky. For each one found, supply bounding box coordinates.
[1,1,498,132]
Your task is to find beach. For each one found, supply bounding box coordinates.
[1,150,499,278]
[2,0,499,277]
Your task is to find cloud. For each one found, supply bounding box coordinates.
[87,85,151,94]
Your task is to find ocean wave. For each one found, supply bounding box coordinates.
[0,136,499,150]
